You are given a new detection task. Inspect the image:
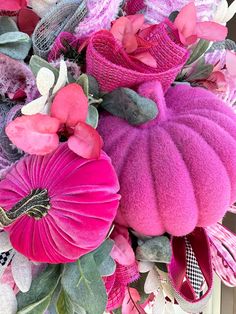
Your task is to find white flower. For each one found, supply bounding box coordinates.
[214,0,236,24]
[21,59,68,115]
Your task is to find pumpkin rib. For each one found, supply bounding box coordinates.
[172,113,236,201]
[152,124,199,235]
[147,128,165,232]
[188,109,236,142]
[163,121,231,226]
[118,130,166,234]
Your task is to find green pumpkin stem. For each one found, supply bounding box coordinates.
[0,189,50,227]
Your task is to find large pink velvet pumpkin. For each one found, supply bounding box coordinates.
[98,81,236,236]
[0,143,120,263]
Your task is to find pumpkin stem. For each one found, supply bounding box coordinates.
[0,189,50,227]
[138,80,167,126]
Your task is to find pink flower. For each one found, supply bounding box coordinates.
[226,50,236,78]
[0,0,26,12]
[174,2,228,46]
[6,83,103,159]
[110,14,157,67]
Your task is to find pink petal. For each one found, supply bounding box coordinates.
[132,52,157,67]
[111,16,133,43]
[226,51,236,77]
[174,2,197,44]
[196,22,228,42]
[51,83,88,127]
[0,0,26,11]
[122,288,146,314]
[123,34,138,53]
[6,114,60,155]
[126,14,145,34]
[68,122,103,159]
[111,235,135,266]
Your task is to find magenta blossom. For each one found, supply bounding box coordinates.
[6,83,103,159]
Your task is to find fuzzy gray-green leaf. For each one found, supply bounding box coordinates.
[30,55,59,80]
[86,105,99,128]
[101,88,158,125]
[0,17,18,34]
[136,236,171,263]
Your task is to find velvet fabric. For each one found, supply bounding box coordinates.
[98,82,236,236]
[0,143,120,263]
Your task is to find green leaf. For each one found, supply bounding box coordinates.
[0,40,31,60]
[61,254,107,314]
[17,295,51,314]
[0,17,18,34]
[0,32,30,44]
[98,255,116,276]
[136,236,171,263]
[187,40,210,65]
[187,59,214,81]
[130,273,149,303]
[88,75,100,98]
[92,239,116,276]
[56,289,74,314]
[206,39,236,53]
[113,308,122,314]
[17,264,62,313]
[86,105,99,128]
[168,11,179,22]
[101,88,158,125]
[30,55,60,80]
[93,239,114,266]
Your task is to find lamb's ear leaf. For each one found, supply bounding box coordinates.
[101,88,158,125]
[86,105,99,128]
[30,55,59,80]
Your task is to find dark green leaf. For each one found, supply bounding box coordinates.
[86,105,99,128]
[17,296,51,314]
[101,88,158,125]
[17,264,62,313]
[187,59,214,81]
[130,273,149,303]
[206,39,236,54]
[168,11,179,22]
[187,40,210,65]
[88,75,100,98]
[30,55,59,80]
[56,289,74,314]
[0,17,18,34]
[136,236,171,263]
[113,308,122,314]
[61,254,107,314]
[93,239,114,266]
[98,255,116,276]
[92,239,116,276]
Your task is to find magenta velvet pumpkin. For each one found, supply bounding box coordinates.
[98,81,236,236]
[0,143,120,263]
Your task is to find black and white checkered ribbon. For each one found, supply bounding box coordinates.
[185,237,204,297]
